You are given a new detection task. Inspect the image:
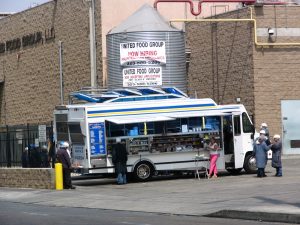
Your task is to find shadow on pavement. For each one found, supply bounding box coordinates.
[205,210,300,224]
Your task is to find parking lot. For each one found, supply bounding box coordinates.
[1,156,300,223]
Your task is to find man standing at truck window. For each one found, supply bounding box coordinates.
[112,138,128,185]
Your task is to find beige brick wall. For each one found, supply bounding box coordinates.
[0,0,102,126]
[186,6,300,136]
[0,168,55,189]
[253,6,300,135]
[186,8,255,115]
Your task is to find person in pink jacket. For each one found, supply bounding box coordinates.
[207,136,221,178]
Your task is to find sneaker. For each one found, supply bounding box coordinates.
[70,186,76,189]
[213,175,218,178]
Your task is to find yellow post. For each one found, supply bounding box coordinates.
[55,163,63,190]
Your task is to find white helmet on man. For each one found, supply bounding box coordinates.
[60,141,69,148]
[259,130,266,135]
[261,122,268,128]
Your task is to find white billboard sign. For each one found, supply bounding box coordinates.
[120,41,166,65]
[123,67,162,87]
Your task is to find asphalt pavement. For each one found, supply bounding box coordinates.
[0,155,299,224]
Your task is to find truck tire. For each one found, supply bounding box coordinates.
[243,154,257,174]
[133,162,154,182]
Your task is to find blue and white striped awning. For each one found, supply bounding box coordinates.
[70,87,188,103]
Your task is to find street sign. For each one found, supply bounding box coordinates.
[38,125,47,142]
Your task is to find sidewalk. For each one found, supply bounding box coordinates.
[0,157,299,224]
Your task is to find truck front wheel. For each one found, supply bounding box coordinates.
[243,154,257,174]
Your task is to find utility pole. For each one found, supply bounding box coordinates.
[87,0,97,88]
[59,41,64,105]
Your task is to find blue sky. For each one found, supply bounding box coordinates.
[0,0,50,13]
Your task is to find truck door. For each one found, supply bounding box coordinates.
[68,123,89,169]
[233,115,244,168]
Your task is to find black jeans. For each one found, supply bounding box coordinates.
[63,168,72,189]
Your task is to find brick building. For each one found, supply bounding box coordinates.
[0,0,102,126]
[186,5,300,141]
[0,0,241,127]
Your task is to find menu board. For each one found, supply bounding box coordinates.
[89,123,106,155]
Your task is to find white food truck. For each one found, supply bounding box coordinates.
[53,87,257,181]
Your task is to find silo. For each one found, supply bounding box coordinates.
[106,4,187,92]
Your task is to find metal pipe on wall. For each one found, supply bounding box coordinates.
[154,0,256,16]
[171,7,300,47]
[87,0,97,88]
[154,0,287,16]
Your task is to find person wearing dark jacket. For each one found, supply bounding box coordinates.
[56,142,75,189]
[112,138,128,185]
[22,147,29,168]
[270,134,282,177]
[29,145,41,168]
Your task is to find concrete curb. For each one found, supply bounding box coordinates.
[205,210,300,224]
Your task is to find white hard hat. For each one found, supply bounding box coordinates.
[273,134,280,139]
[60,141,69,148]
[259,130,266,134]
[261,123,268,128]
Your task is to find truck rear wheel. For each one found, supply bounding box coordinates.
[133,162,154,182]
[244,154,257,174]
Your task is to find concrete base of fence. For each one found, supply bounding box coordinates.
[0,168,55,189]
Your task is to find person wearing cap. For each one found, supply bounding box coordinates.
[261,123,269,137]
[256,129,271,146]
[254,130,271,174]
[253,135,270,177]
[112,138,128,184]
[270,134,282,177]
[40,145,50,168]
[56,141,75,189]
